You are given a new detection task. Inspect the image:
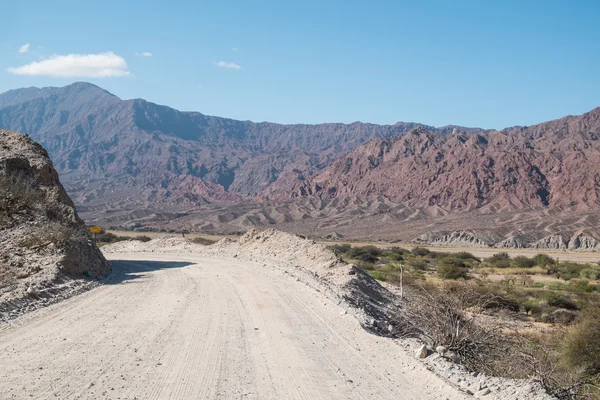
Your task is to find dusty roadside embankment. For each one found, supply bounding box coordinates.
[0,130,110,322]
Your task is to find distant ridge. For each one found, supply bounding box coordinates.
[1,82,599,246]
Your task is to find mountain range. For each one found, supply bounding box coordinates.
[1,82,599,248]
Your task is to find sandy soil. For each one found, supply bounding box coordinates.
[0,252,468,400]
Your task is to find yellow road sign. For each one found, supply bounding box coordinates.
[90,226,101,233]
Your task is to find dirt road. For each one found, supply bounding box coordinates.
[0,252,467,400]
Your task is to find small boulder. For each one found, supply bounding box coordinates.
[416,344,429,359]
[436,345,448,356]
[26,286,39,298]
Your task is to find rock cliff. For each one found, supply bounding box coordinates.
[0,130,110,319]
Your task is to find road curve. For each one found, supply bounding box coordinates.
[0,253,467,400]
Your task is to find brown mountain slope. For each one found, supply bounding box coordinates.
[267,107,600,214]
[0,82,453,210]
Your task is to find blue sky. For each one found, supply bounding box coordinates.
[1,0,599,129]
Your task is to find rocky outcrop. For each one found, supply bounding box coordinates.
[412,231,489,247]
[567,234,600,251]
[0,130,110,318]
[495,237,526,249]
[531,235,568,250]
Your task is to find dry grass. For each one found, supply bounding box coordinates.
[399,282,508,374]
[0,173,44,225]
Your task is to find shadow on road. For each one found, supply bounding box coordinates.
[103,259,195,285]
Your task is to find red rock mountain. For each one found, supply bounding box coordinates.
[1,83,600,246]
[0,82,441,210]
[269,108,600,214]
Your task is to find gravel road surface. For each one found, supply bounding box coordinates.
[0,252,467,399]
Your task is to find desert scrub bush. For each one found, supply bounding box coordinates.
[556,262,589,281]
[400,283,507,374]
[485,251,511,268]
[580,268,600,281]
[507,331,600,399]
[411,246,430,257]
[543,309,578,325]
[190,237,216,245]
[534,253,555,267]
[95,231,153,245]
[330,243,351,255]
[95,231,128,244]
[347,245,382,263]
[567,279,597,293]
[441,281,520,312]
[0,173,44,222]
[132,235,152,242]
[546,293,579,310]
[561,314,600,376]
[356,261,375,271]
[407,258,428,271]
[512,256,536,269]
[454,251,479,261]
[436,258,469,279]
[369,271,387,281]
[382,248,406,261]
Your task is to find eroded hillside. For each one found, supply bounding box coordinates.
[0,130,110,320]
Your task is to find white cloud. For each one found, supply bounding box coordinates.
[18,43,30,54]
[6,52,130,78]
[232,47,238,52]
[135,51,153,57]
[214,61,241,70]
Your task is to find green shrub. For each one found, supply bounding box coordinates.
[580,268,600,281]
[560,315,600,375]
[512,256,536,269]
[382,250,404,261]
[408,258,428,271]
[522,299,543,315]
[487,252,511,268]
[348,246,382,263]
[437,258,469,279]
[454,251,479,261]
[429,251,453,259]
[357,261,375,270]
[331,244,351,255]
[568,279,596,293]
[369,271,387,281]
[488,252,510,262]
[411,247,430,256]
[389,246,410,255]
[555,262,588,281]
[546,294,579,310]
[533,253,555,267]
